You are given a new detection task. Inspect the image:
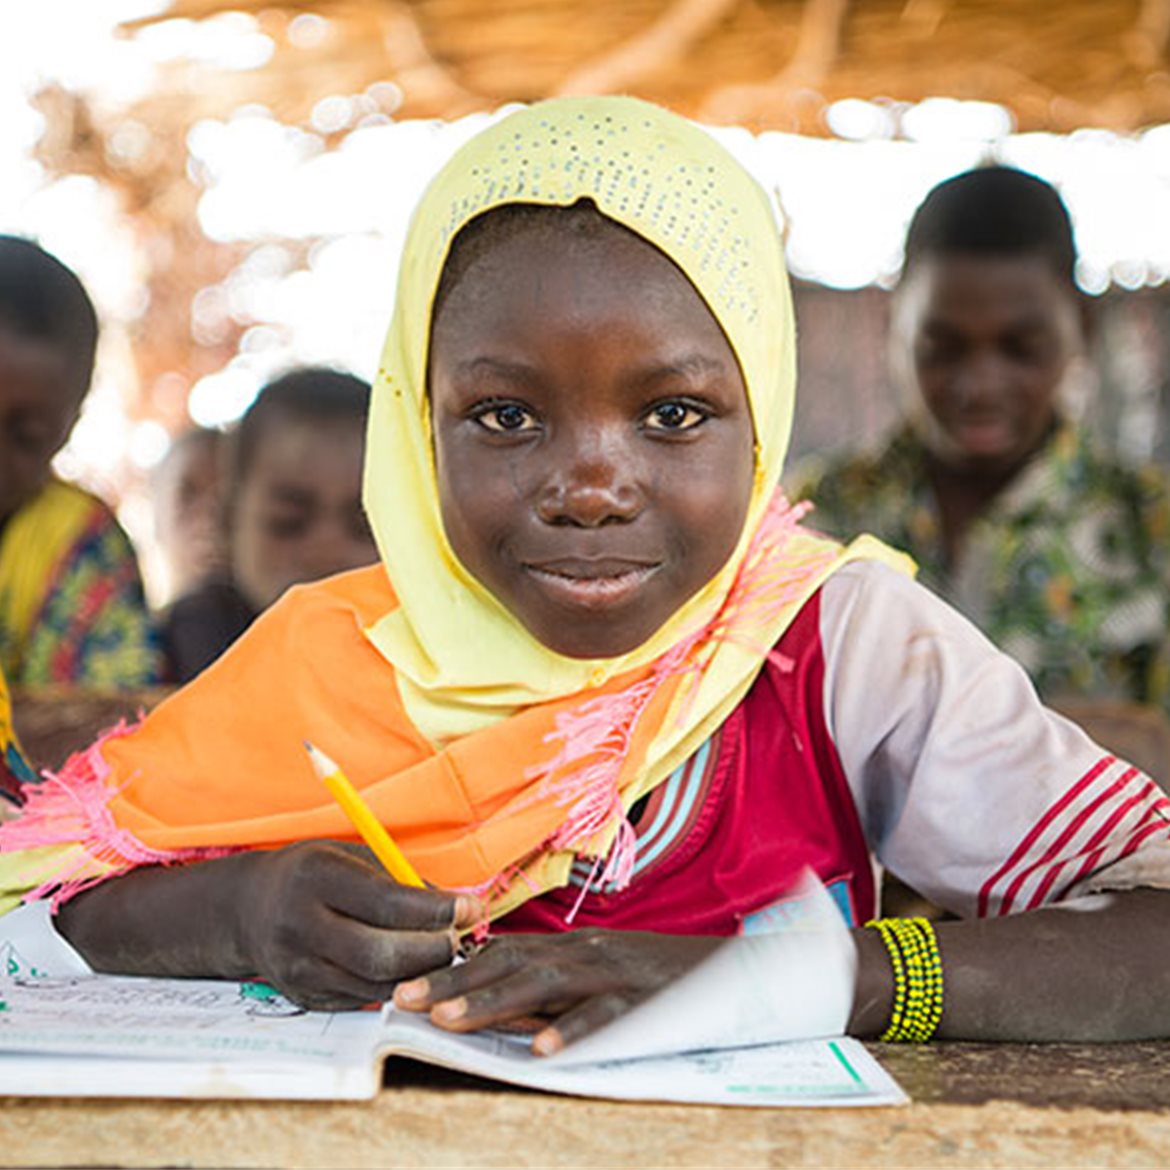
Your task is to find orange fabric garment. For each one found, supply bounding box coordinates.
[96,565,684,890]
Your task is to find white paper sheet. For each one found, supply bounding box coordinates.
[548,871,856,1066]
[0,873,904,1106]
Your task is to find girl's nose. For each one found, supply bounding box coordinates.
[535,435,641,528]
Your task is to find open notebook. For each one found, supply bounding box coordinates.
[0,878,906,1107]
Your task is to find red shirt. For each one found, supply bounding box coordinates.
[500,591,874,936]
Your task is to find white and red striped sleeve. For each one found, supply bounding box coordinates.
[976,754,1170,915]
[818,561,1170,919]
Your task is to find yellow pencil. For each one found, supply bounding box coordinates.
[304,740,425,888]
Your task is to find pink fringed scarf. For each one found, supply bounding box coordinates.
[0,494,863,923]
[3,722,235,909]
[506,494,843,916]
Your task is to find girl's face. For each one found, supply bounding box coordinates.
[231,418,377,611]
[429,220,756,659]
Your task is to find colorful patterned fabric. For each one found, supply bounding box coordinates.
[0,481,160,689]
[0,666,35,806]
[791,424,1170,712]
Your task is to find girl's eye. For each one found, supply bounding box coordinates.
[474,403,538,433]
[645,401,708,431]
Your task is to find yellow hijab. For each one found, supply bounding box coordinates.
[362,95,904,823]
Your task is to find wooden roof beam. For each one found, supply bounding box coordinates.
[701,0,850,126]
[555,0,742,97]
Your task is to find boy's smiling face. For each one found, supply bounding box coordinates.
[429,214,756,659]
[891,254,1084,478]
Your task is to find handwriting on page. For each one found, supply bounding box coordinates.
[0,944,380,1062]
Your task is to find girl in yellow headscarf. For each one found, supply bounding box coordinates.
[4,97,1170,1051]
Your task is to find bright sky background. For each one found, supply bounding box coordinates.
[7,1,1170,504]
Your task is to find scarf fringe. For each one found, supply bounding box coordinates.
[2,497,838,921]
[1,721,235,910]
[526,494,834,906]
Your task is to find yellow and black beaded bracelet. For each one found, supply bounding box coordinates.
[865,916,944,1043]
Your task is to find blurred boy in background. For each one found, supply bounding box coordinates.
[794,167,1170,713]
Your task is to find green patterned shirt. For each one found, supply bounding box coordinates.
[791,424,1170,712]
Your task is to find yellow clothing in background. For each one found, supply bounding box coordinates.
[0,665,35,804]
[0,479,160,688]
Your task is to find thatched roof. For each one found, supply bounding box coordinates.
[119,0,1170,135]
[35,1,1170,432]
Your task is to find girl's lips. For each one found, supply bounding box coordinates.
[523,562,661,610]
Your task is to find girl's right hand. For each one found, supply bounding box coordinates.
[236,840,482,1010]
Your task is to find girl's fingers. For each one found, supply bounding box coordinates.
[322,919,458,985]
[314,844,481,931]
[333,879,466,932]
[533,991,639,1056]
[275,954,404,1012]
[423,960,585,1032]
[395,937,531,1009]
[274,919,460,1009]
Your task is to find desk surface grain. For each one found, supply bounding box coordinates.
[0,1043,1167,1169]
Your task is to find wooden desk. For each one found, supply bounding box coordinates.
[0,1043,1167,1168]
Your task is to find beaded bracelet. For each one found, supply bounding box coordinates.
[864,916,944,1043]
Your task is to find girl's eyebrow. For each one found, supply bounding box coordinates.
[453,356,543,385]
[454,354,730,383]
[634,354,730,383]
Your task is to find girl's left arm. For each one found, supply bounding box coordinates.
[396,884,1170,1051]
[852,887,1170,1040]
[828,561,1170,1041]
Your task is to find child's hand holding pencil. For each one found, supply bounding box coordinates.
[192,744,482,1013]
